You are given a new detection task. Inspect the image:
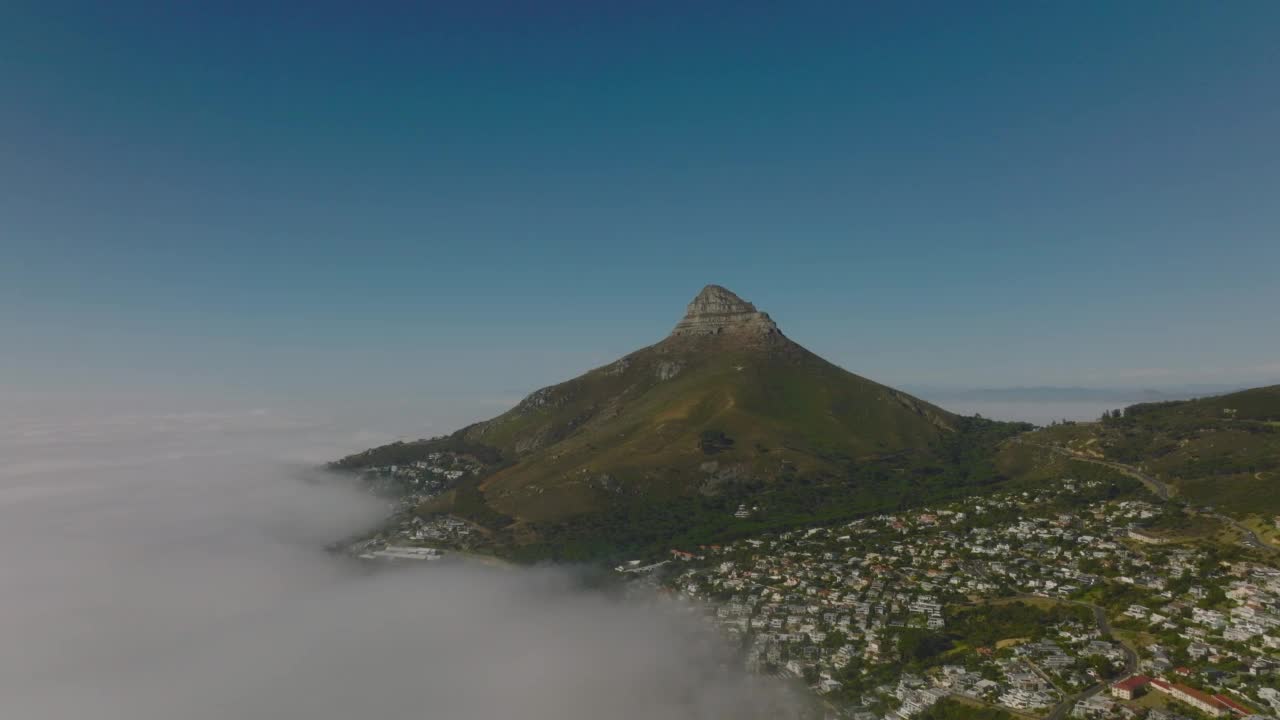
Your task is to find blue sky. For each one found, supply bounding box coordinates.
[3,2,1278,430]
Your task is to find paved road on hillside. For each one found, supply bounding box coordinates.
[1018,440,1170,500]
[1017,440,1279,555]
[1210,512,1278,554]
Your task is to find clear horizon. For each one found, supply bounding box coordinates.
[4,2,1279,430]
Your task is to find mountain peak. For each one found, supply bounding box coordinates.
[669,284,781,338]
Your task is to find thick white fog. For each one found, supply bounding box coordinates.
[0,406,799,720]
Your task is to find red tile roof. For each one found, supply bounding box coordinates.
[1112,675,1151,691]
[1164,681,1222,709]
[1213,695,1254,716]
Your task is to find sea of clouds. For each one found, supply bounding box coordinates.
[0,404,799,720]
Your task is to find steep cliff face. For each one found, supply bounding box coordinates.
[669,285,781,338]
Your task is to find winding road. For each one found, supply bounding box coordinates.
[1017,439,1278,555]
[1017,440,1170,500]
[1042,599,1138,720]
[1210,512,1277,554]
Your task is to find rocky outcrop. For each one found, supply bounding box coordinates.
[605,357,632,375]
[655,360,683,380]
[514,385,569,415]
[669,285,781,338]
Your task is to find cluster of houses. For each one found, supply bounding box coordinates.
[348,494,481,561]
[1110,565,1280,683]
[650,478,1280,719]
[358,452,480,496]
[995,656,1058,710]
[405,515,476,545]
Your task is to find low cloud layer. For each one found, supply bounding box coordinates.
[0,408,798,720]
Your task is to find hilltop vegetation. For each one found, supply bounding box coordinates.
[1018,385,1280,516]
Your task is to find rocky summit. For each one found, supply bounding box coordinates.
[669,285,781,338]
[334,284,1026,561]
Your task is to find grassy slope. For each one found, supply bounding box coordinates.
[335,330,1041,560]
[464,337,957,523]
[1019,385,1280,516]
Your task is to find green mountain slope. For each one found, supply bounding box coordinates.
[334,285,1030,559]
[1023,385,1280,515]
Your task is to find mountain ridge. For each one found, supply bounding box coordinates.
[334,285,1030,559]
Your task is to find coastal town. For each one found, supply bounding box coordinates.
[344,453,484,553]
[635,477,1280,720]
[343,448,1280,720]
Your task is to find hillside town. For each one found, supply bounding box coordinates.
[343,439,1280,720]
[339,453,484,557]
[637,478,1280,720]
[353,452,481,497]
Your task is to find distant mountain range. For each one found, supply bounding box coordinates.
[334,285,1034,560]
